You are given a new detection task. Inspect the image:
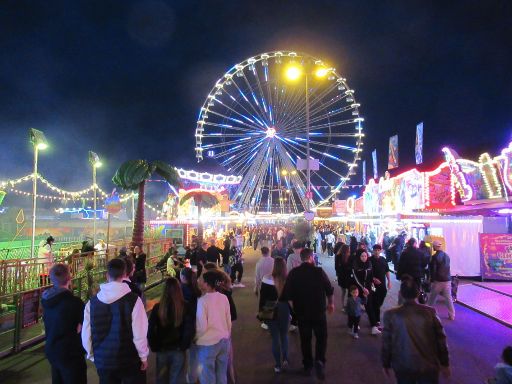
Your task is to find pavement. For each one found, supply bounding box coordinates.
[1,247,510,383]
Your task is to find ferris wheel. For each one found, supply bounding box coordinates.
[195,51,364,214]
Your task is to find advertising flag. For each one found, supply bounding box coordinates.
[388,135,399,169]
[362,160,366,185]
[415,122,423,165]
[372,149,378,179]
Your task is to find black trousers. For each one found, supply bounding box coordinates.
[97,367,146,384]
[372,287,387,324]
[230,263,243,282]
[327,243,334,256]
[50,357,87,384]
[298,315,328,368]
[347,315,360,333]
[364,293,379,327]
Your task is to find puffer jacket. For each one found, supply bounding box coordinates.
[430,251,451,282]
[382,302,449,375]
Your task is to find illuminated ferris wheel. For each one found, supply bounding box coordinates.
[195,51,364,214]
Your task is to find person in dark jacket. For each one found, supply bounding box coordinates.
[148,277,195,384]
[352,249,381,335]
[281,248,334,380]
[396,238,428,285]
[370,244,392,329]
[121,256,143,298]
[206,239,223,265]
[42,263,86,384]
[428,240,455,320]
[390,232,406,266]
[382,275,450,383]
[133,245,147,291]
[335,244,352,310]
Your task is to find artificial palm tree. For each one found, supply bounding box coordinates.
[112,160,180,247]
[179,190,219,242]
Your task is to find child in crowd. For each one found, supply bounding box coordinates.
[490,346,512,384]
[346,285,362,339]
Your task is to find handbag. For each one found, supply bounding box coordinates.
[257,300,278,321]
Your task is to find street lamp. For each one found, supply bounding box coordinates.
[88,151,102,245]
[285,63,330,214]
[29,128,48,259]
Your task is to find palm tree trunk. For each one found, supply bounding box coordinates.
[131,180,145,248]
[197,202,203,243]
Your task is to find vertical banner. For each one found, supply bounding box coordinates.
[480,233,512,280]
[372,149,378,179]
[388,135,399,169]
[362,160,366,185]
[415,122,424,165]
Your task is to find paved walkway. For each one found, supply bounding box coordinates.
[1,248,510,383]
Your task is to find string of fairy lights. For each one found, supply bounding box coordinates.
[0,173,164,215]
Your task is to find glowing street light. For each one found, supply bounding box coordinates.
[285,65,302,81]
[29,128,48,259]
[88,151,102,245]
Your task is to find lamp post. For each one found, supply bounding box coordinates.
[29,128,48,259]
[88,151,102,246]
[285,64,330,214]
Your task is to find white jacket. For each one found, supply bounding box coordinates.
[81,281,149,362]
[254,255,274,293]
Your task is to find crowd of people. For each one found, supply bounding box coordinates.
[38,224,512,384]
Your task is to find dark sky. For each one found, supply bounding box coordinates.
[1,0,511,191]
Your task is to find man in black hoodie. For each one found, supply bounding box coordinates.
[42,263,86,384]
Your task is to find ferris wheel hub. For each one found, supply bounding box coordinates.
[265,127,276,138]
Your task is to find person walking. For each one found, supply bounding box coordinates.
[397,238,428,296]
[346,285,362,339]
[286,240,303,272]
[42,264,86,384]
[230,246,245,287]
[382,275,450,384]
[281,248,334,380]
[148,277,195,384]
[259,257,290,373]
[326,232,335,258]
[352,249,381,335]
[254,246,275,296]
[428,240,456,320]
[196,271,232,384]
[206,239,223,265]
[133,245,147,294]
[82,258,149,384]
[335,244,352,310]
[370,244,391,328]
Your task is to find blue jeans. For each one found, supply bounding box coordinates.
[186,345,198,384]
[156,350,185,384]
[223,264,232,276]
[268,302,290,368]
[197,338,230,384]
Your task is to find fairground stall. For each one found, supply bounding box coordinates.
[323,142,512,278]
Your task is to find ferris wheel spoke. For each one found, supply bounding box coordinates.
[280,137,352,166]
[250,64,274,125]
[234,72,271,128]
[222,139,266,172]
[205,109,267,132]
[290,138,357,152]
[213,91,269,131]
[202,120,261,134]
[229,78,271,129]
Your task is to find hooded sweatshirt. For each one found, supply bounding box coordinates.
[42,287,85,363]
[495,362,512,384]
[81,281,149,364]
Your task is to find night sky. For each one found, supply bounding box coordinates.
[1,0,511,192]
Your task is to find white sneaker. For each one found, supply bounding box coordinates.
[274,367,281,373]
[353,333,359,339]
[371,326,382,335]
[261,322,269,330]
[237,283,245,288]
[289,325,298,332]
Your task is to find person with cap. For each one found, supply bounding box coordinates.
[428,240,455,320]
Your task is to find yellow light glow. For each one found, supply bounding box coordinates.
[291,170,297,175]
[281,170,288,175]
[37,143,48,150]
[285,65,302,81]
[315,67,329,78]
[94,161,103,168]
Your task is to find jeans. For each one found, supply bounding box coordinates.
[186,345,198,384]
[395,372,439,384]
[223,264,232,276]
[50,357,87,384]
[156,350,185,384]
[298,315,328,369]
[97,367,146,384]
[197,338,230,384]
[428,281,455,318]
[268,302,290,368]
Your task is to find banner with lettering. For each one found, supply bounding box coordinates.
[480,233,512,280]
[362,160,366,185]
[372,149,378,179]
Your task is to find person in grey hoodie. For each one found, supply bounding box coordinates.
[82,258,149,383]
[42,263,86,384]
[286,240,304,272]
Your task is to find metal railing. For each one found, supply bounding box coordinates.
[0,238,171,358]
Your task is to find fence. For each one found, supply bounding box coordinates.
[0,238,171,357]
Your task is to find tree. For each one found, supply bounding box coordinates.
[112,160,180,247]
[179,190,219,242]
